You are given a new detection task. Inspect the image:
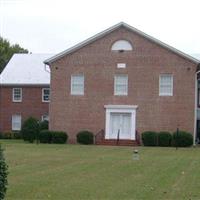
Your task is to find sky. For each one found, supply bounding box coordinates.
[0,0,200,56]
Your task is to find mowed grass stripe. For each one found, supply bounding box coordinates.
[1,140,200,200]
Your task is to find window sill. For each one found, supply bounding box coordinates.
[159,94,173,97]
[114,94,128,96]
[70,94,84,96]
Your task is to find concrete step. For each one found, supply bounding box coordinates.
[96,139,139,146]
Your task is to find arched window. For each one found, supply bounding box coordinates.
[111,40,133,51]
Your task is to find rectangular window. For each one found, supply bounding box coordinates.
[12,115,21,131]
[71,75,84,95]
[42,88,50,102]
[13,88,22,102]
[41,114,49,122]
[114,75,128,95]
[159,74,173,96]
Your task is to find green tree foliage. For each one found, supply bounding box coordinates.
[0,144,8,200]
[21,117,40,143]
[0,37,28,73]
[39,120,49,131]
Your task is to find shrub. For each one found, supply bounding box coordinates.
[173,131,193,147]
[39,130,52,143]
[0,144,8,200]
[2,132,13,139]
[13,131,22,139]
[142,131,157,146]
[158,131,172,147]
[21,117,40,143]
[0,132,22,140]
[76,130,94,145]
[51,131,68,144]
[39,120,49,131]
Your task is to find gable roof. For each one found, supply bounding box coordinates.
[0,53,54,85]
[44,22,199,65]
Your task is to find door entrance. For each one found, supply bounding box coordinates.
[105,105,137,140]
[110,113,131,139]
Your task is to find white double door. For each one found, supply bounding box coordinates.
[110,113,131,139]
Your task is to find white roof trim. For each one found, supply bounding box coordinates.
[44,22,199,65]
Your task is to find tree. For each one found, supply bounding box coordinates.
[39,120,49,131]
[0,144,8,200]
[0,37,28,73]
[21,117,40,143]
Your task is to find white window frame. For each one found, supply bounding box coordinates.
[159,74,173,96]
[41,114,49,122]
[71,74,84,95]
[13,88,22,102]
[12,115,22,131]
[111,40,133,51]
[114,75,128,96]
[104,105,138,140]
[42,88,50,102]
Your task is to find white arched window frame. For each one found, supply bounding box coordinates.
[111,40,133,51]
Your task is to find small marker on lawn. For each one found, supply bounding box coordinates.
[133,149,139,160]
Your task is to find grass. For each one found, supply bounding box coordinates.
[1,140,200,200]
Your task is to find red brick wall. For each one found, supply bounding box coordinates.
[0,86,49,132]
[49,27,197,143]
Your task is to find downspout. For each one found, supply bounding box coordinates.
[194,68,200,146]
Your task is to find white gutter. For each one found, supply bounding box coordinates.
[194,70,200,146]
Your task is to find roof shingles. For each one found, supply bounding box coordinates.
[0,53,53,85]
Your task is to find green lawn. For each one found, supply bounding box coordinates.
[1,140,200,200]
